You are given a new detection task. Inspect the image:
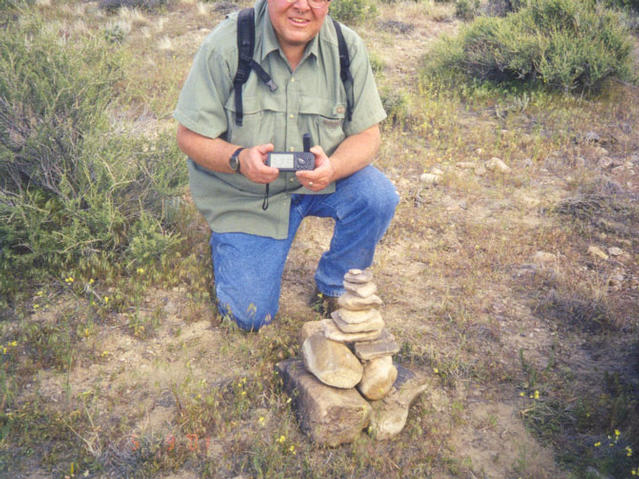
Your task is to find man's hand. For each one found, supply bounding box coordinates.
[296,145,335,191]
[239,144,279,184]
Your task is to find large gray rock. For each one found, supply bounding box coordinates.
[322,319,383,343]
[338,292,383,311]
[276,359,371,446]
[331,309,384,333]
[302,332,363,388]
[344,280,378,298]
[368,364,431,440]
[353,329,400,360]
[357,356,398,401]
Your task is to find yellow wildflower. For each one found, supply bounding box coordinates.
[534,390,540,400]
[277,435,286,443]
[65,277,74,283]
[89,278,94,285]
[9,341,16,347]
[136,268,145,274]
[626,446,633,457]
[104,296,109,303]
[433,368,439,374]
[289,445,296,454]
[258,416,265,425]
[594,442,601,447]
[519,392,525,397]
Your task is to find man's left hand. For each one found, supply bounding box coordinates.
[296,145,335,191]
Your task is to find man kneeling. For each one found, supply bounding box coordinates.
[174,0,399,331]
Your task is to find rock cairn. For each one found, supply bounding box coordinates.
[303,268,399,400]
[276,269,430,446]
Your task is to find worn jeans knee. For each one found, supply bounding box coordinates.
[210,233,290,332]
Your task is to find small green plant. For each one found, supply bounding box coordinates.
[104,21,130,43]
[380,86,411,127]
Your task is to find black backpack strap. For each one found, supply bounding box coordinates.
[331,18,353,123]
[234,8,254,127]
[234,8,277,127]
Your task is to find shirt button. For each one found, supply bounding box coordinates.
[291,77,295,82]
[289,114,295,119]
[289,147,295,152]
[289,177,295,183]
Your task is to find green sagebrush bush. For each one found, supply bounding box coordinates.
[455,0,480,20]
[0,13,187,298]
[329,0,377,24]
[426,0,633,92]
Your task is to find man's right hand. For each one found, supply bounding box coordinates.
[239,143,279,184]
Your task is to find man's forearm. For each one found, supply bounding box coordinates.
[176,124,279,183]
[176,124,240,174]
[328,124,381,182]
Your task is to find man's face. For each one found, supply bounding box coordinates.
[268,0,329,53]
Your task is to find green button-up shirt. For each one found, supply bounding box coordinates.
[174,0,386,239]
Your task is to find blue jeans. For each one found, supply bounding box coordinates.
[210,165,399,331]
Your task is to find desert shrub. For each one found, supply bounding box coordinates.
[425,0,634,92]
[0,13,187,299]
[455,0,480,20]
[329,0,377,24]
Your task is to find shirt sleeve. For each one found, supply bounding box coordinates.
[173,34,234,140]
[342,31,387,137]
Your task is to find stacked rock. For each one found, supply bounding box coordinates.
[301,268,400,401]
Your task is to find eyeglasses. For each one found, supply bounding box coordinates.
[286,0,331,9]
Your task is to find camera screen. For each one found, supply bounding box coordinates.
[269,153,294,169]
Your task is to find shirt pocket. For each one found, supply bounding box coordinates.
[224,94,285,147]
[299,96,346,156]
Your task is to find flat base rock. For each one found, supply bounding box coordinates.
[368,364,431,440]
[276,359,371,447]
